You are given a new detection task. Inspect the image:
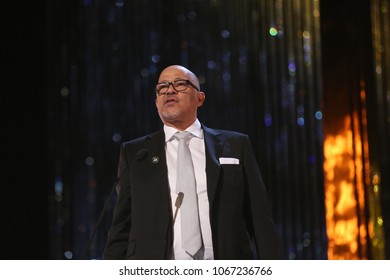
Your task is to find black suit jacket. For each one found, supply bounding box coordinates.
[103,125,284,259]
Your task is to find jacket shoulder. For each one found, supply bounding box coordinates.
[203,125,249,139]
[121,130,163,148]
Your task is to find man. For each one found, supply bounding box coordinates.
[103,65,284,260]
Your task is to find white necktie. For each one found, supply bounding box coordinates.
[175,131,202,256]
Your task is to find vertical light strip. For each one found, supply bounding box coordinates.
[369,0,388,259]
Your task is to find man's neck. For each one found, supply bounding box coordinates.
[163,119,196,131]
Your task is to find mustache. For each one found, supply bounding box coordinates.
[163,96,179,104]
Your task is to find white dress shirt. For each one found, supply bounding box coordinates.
[164,119,214,260]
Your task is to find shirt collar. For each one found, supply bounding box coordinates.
[164,119,203,142]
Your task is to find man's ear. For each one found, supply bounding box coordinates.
[197,91,205,106]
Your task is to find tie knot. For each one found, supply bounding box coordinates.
[174,131,192,141]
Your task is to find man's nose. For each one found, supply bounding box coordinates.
[165,84,178,95]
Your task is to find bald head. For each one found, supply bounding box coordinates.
[158,65,200,91]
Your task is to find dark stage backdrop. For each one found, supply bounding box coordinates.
[47,0,326,260]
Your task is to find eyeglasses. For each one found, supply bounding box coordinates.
[155,79,199,96]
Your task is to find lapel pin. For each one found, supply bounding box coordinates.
[152,156,159,164]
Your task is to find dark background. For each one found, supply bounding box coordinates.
[2,2,47,259]
[0,1,49,259]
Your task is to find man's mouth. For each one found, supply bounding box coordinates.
[164,97,178,104]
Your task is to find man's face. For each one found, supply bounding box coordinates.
[155,66,205,128]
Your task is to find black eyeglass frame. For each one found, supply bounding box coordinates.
[155,79,200,95]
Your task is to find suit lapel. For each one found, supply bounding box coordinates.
[143,129,171,207]
[203,125,224,207]
[144,129,166,161]
[141,129,174,258]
